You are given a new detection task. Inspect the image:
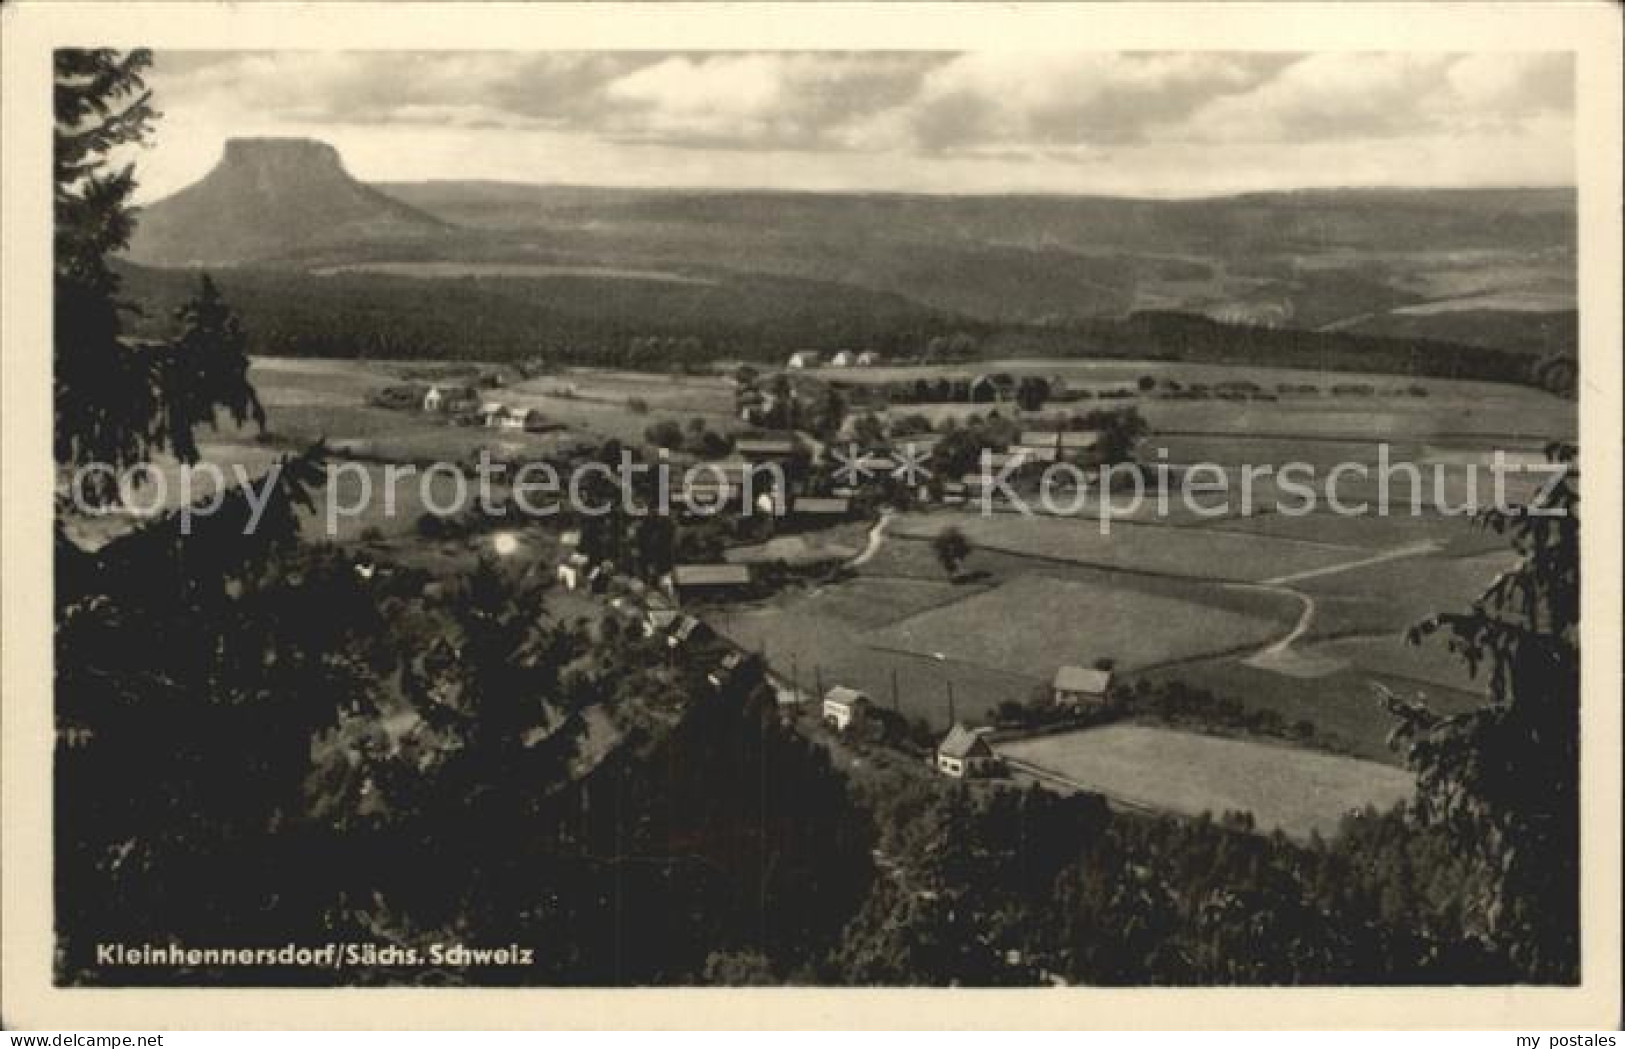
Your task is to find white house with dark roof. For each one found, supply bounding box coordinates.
[733,435,800,460]
[936,723,998,778]
[822,686,871,731]
[556,551,591,591]
[1052,665,1114,709]
[787,351,821,370]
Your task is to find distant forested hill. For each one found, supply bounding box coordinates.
[124,139,1575,351]
[118,262,1553,390]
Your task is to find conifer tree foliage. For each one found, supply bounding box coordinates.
[1386,443,1580,981]
[54,49,263,499]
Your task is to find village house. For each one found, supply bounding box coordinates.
[663,564,753,604]
[423,384,479,414]
[479,404,548,431]
[829,350,855,368]
[791,495,851,519]
[733,434,800,461]
[822,686,871,731]
[643,608,680,639]
[787,350,821,370]
[936,723,999,779]
[1052,665,1114,709]
[555,553,590,591]
[856,351,882,367]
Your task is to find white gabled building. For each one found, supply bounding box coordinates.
[822,686,871,732]
[936,723,998,779]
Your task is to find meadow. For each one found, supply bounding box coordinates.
[133,355,1561,767]
[994,724,1416,840]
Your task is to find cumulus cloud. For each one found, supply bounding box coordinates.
[137,49,1575,197]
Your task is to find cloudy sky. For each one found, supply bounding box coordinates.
[132,50,1575,201]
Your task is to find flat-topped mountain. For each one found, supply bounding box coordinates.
[125,138,449,267]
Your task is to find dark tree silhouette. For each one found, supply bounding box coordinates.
[1384,443,1579,981]
[54,51,263,501]
[931,526,971,579]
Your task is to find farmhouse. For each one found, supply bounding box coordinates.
[733,435,800,460]
[556,552,591,591]
[829,351,855,368]
[643,608,680,638]
[1053,665,1114,709]
[787,351,821,370]
[664,564,753,604]
[822,686,871,731]
[936,723,999,779]
[478,404,548,431]
[424,384,479,414]
[791,496,851,518]
[856,351,882,367]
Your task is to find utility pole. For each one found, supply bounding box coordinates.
[890,667,901,713]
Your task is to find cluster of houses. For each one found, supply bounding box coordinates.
[786,350,883,370]
[814,662,1115,781]
[421,384,560,433]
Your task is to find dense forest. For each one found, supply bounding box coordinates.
[56,51,1581,988]
[118,262,1574,395]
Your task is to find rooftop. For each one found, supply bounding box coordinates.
[938,723,994,760]
[824,686,869,708]
[1053,665,1113,694]
[670,564,753,588]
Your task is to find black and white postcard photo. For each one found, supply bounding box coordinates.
[2,0,1619,1034]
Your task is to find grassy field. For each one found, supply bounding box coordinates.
[886,512,1365,582]
[125,354,1550,768]
[995,724,1416,840]
[870,574,1283,676]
